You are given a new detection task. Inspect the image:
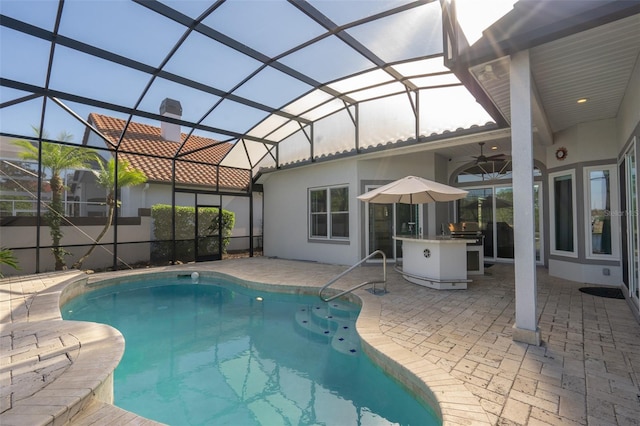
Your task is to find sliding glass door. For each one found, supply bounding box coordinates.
[365,186,420,262]
[457,184,541,262]
[494,187,514,259]
[458,188,494,258]
[625,142,639,307]
[368,203,394,259]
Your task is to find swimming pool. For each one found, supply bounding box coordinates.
[63,275,440,425]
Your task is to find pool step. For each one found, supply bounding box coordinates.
[294,304,360,356]
[325,300,359,318]
[301,303,358,330]
[294,308,333,343]
[329,319,360,356]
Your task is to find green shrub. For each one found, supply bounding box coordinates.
[151,204,235,262]
[0,247,20,277]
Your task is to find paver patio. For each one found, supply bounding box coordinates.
[1,258,639,425]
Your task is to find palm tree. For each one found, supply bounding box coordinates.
[72,157,147,269]
[13,131,98,270]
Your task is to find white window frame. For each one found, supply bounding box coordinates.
[583,165,619,260]
[308,184,349,241]
[549,169,578,258]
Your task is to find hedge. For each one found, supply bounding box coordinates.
[151,204,235,262]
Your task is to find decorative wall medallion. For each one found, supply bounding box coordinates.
[423,248,431,258]
[555,147,568,161]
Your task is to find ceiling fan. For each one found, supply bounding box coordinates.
[471,142,507,165]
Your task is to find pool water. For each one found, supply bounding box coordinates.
[63,277,440,426]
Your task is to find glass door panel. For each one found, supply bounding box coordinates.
[395,203,419,259]
[368,203,393,259]
[495,187,514,259]
[626,144,639,305]
[457,185,541,262]
[534,184,541,261]
[366,199,419,261]
[458,188,494,259]
[588,169,613,255]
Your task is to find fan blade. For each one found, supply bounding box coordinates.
[486,153,506,160]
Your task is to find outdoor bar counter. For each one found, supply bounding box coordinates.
[393,236,471,290]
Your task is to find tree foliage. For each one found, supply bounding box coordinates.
[13,130,98,270]
[0,248,20,277]
[72,158,147,269]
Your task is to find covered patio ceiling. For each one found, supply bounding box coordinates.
[1,0,508,176]
[460,1,640,148]
[408,0,640,163]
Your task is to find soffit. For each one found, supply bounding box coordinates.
[469,10,640,134]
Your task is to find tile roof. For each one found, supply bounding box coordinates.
[87,113,250,191]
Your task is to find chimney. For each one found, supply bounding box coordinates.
[160,98,182,142]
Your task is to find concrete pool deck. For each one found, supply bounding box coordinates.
[1,257,639,425]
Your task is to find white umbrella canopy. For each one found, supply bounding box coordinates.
[357,176,468,204]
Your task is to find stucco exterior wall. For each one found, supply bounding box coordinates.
[548,119,618,166]
[543,62,638,286]
[545,121,622,285]
[262,159,359,265]
[617,55,640,148]
[261,150,451,266]
[357,151,437,182]
[1,217,152,276]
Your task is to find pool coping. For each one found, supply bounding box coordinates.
[2,262,492,425]
[1,271,131,426]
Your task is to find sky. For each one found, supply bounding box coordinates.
[1,0,517,167]
[456,0,517,44]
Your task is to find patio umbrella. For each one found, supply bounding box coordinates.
[357,176,468,204]
[358,176,468,237]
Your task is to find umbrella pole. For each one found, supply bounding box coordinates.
[410,194,419,238]
[409,194,417,238]
[412,205,415,237]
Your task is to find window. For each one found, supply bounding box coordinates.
[309,185,349,240]
[549,170,577,256]
[584,165,619,259]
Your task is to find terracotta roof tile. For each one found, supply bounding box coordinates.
[88,113,250,191]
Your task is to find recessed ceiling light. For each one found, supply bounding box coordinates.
[577,98,589,104]
[491,146,499,150]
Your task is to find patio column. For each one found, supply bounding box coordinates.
[510,50,541,345]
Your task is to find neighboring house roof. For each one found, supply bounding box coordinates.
[87,113,250,192]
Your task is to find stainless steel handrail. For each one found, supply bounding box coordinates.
[318,250,387,302]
